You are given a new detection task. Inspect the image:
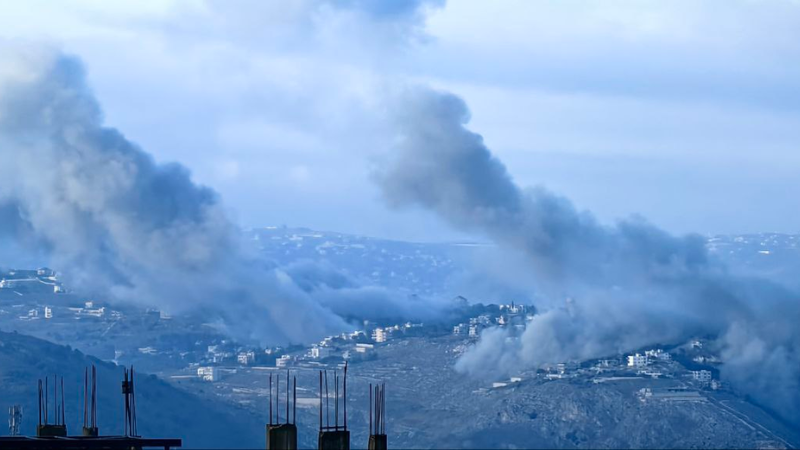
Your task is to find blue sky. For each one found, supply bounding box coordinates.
[1,0,799,241]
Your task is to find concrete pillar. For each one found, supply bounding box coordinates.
[267,423,298,450]
[368,434,387,450]
[318,430,350,450]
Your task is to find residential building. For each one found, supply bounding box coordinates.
[197,366,220,382]
[627,353,649,368]
[310,346,332,359]
[692,370,712,383]
[276,354,293,368]
[372,327,389,343]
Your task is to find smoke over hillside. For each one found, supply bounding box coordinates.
[0,46,422,343]
[376,87,800,424]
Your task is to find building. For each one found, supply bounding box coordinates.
[372,328,389,343]
[44,306,53,319]
[453,324,468,335]
[212,352,232,364]
[692,370,712,383]
[276,354,293,368]
[237,351,256,365]
[355,343,374,354]
[197,366,220,382]
[468,324,482,337]
[645,349,672,361]
[627,353,649,368]
[310,346,332,359]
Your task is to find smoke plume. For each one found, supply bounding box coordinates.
[376,87,800,424]
[0,47,361,343]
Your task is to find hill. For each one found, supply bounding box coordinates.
[0,329,264,448]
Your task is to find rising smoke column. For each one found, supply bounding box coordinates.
[0,46,352,343]
[376,87,800,424]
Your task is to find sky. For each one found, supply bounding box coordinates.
[1,0,799,242]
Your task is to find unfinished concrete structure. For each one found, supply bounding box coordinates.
[368,383,387,450]
[82,366,98,437]
[0,366,181,450]
[267,371,297,450]
[36,376,67,437]
[318,363,350,450]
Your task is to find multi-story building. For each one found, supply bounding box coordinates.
[197,366,220,382]
[627,353,649,368]
[692,370,712,383]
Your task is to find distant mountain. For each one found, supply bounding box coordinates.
[708,233,800,289]
[0,329,264,448]
[252,227,800,295]
[250,226,486,296]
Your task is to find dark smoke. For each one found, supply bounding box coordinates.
[376,87,800,424]
[0,47,375,344]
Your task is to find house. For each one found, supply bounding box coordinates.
[645,349,672,361]
[237,351,256,365]
[276,354,293,368]
[692,370,712,383]
[627,353,649,368]
[355,343,374,354]
[310,346,332,359]
[197,366,220,382]
[453,324,468,335]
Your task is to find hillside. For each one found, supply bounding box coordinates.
[0,329,264,448]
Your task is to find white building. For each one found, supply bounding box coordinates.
[692,370,712,383]
[645,349,672,361]
[237,351,256,365]
[276,354,293,368]
[350,330,366,339]
[627,353,650,368]
[372,328,389,343]
[355,343,374,354]
[453,324,468,335]
[310,346,332,359]
[468,325,481,337]
[197,366,220,382]
[44,306,53,319]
